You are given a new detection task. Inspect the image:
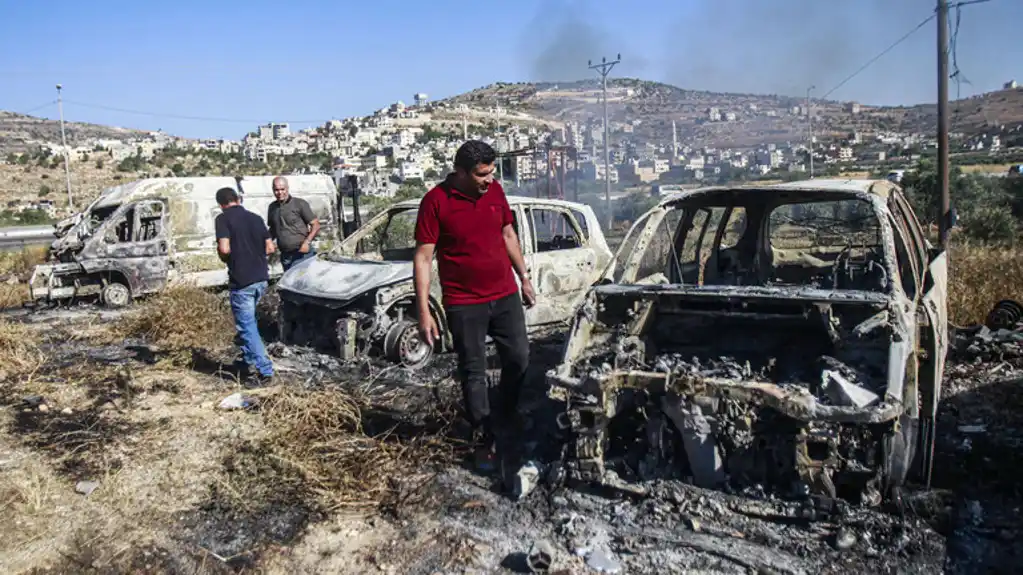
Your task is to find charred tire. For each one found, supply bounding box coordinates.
[101,282,131,308]
[383,319,434,369]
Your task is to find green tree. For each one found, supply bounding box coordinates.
[171,163,185,176]
[38,184,51,197]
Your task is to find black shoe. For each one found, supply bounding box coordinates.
[244,372,274,388]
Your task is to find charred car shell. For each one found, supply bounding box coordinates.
[276,196,613,368]
[547,179,948,504]
[28,176,338,308]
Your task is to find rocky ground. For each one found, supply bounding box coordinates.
[1,299,1022,574]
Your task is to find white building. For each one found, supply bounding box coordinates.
[399,161,424,181]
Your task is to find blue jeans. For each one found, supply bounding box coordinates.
[229,281,273,377]
[281,247,316,271]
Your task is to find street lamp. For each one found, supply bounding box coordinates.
[806,85,815,179]
[588,53,621,231]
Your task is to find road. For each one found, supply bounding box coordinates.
[0,225,54,251]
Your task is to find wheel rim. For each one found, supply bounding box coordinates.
[105,284,130,306]
[387,321,432,368]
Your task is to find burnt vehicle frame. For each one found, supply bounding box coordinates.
[275,196,613,368]
[547,179,948,504]
[27,176,338,308]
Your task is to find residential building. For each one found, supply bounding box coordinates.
[581,161,619,183]
[361,154,388,170]
[399,161,424,181]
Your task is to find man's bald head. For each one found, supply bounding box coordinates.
[272,176,290,202]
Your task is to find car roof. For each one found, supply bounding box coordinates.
[391,195,589,210]
[659,178,900,207]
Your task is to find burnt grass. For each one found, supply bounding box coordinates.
[5,306,1023,573]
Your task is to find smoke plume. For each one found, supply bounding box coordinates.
[522,0,648,83]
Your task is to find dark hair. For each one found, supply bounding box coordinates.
[215,187,239,206]
[454,140,496,172]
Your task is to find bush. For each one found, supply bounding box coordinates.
[38,185,51,197]
[958,205,1017,244]
[95,160,104,169]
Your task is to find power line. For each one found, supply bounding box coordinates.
[62,99,324,125]
[821,13,936,99]
[15,100,56,116]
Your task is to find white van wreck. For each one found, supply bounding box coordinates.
[29,175,338,307]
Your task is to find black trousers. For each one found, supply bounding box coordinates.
[445,292,530,435]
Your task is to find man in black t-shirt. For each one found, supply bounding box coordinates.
[214,187,275,384]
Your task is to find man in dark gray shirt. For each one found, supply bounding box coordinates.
[267,176,321,271]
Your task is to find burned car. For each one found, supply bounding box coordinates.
[276,196,613,368]
[28,176,337,307]
[548,179,948,505]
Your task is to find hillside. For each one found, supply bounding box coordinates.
[438,79,1023,148]
[0,111,150,154]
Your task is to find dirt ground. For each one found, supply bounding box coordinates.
[1,297,1022,574]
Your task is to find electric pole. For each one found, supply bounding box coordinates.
[496,105,503,185]
[56,84,74,210]
[937,0,951,249]
[589,54,620,231]
[806,85,815,178]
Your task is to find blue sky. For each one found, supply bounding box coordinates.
[1,0,1020,140]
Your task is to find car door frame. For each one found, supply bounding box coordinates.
[521,204,595,327]
[891,191,947,485]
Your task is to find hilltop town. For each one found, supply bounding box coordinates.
[2,78,1022,223]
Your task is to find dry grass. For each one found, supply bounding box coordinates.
[113,285,233,361]
[949,243,1023,326]
[258,388,457,512]
[0,318,44,376]
[960,163,1016,174]
[0,281,28,308]
[0,245,47,278]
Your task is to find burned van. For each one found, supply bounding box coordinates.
[29,175,337,307]
[548,179,948,504]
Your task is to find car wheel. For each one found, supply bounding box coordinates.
[383,319,433,369]
[101,282,131,308]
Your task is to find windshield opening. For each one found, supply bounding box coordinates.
[619,193,888,292]
[84,205,120,236]
[333,207,419,262]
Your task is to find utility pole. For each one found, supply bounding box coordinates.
[806,85,815,178]
[56,84,74,210]
[495,105,503,185]
[937,0,951,249]
[589,54,620,231]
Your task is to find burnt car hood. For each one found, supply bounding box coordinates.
[276,255,413,302]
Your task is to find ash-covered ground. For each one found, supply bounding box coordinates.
[2,303,1022,574]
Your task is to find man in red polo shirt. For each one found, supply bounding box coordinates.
[413,140,535,472]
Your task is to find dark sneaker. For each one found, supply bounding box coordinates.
[244,372,274,388]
